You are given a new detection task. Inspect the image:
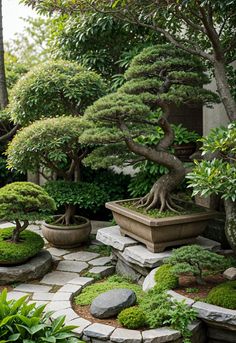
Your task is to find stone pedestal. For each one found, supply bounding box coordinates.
[97,226,221,282]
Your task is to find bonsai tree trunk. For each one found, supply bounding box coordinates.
[55,204,76,226]
[12,219,29,243]
[224,199,236,254]
[120,118,186,211]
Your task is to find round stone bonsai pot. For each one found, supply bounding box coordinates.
[106,199,218,253]
[42,215,91,248]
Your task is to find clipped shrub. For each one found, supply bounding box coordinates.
[0,182,56,243]
[9,60,106,126]
[0,289,80,342]
[154,264,178,292]
[118,306,146,329]
[206,281,236,309]
[0,228,44,264]
[165,245,226,284]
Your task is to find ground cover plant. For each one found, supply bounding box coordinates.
[74,274,197,342]
[0,289,81,342]
[206,281,236,309]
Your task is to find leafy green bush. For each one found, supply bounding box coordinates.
[0,289,80,342]
[206,281,236,309]
[154,265,178,292]
[118,306,146,329]
[165,245,226,284]
[75,275,144,306]
[0,182,56,242]
[44,180,108,213]
[0,228,44,264]
[9,60,106,126]
[140,290,197,342]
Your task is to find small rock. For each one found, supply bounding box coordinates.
[89,265,115,277]
[90,288,136,319]
[223,267,236,280]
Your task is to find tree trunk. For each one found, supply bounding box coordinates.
[0,0,8,109]
[214,59,236,122]
[224,199,236,254]
[64,204,76,225]
[11,220,29,243]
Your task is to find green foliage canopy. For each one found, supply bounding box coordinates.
[0,182,56,223]
[9,60,106,126]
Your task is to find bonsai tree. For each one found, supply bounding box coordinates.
[0,181,56,242]
[187,122,236,252]
[6,116,107,225]
[8,60,106,126]
[81,44,218,211]
[165,245,225,284]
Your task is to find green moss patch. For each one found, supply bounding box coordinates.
[75,274,144,306]
[118,306,146,329]
[154,264,179,292]
[121,201,203,218]
[0,228,44,264]
[206,281,236,309]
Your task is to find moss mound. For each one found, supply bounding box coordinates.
[118,306,146,329]
[75,275,144,306]
[206,281,236,309]
[0,228,44,265]
[154,264,179,292]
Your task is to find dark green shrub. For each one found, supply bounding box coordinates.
[0,182,56,242]
[206,281,236,309]
[165,245,226,284]
[118,306,146,329]
[154,264,178,292]
[0,228,44,264]
[0,289,80,342]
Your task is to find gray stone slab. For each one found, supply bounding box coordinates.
[110,328,142,343]
[195,236,221,251]
[123,245,171,268]
[69,318,92,336]
[29,300,49,306]
[116,258,142,283]
[0,222,13,228]
[58,284,82,294]
[52,292,72,301]
[0,250,52,285]
[45,301,71,312]
[89,266,115,278]
[193,301,236,326]
[142,267,158,292]
[40,271,78,285]
[167,290,195,307]
[96,226,137,251]
[47,247,70,257]
[14,284,52,293]
[51,308,78,322]
[89,257,112,266]
[84,323,115,339]
[142,327,181,343]
[32,292,54,301]
[63,251,100,262]
[68,277,94,286]
[57,260,88,273]
[7,291,29,300]
[223,267,236,280]
[91,289,136,319]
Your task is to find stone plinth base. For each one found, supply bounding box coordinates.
[0,250,52,284]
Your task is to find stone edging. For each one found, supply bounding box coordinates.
[40,276,203,343]
[143,267,236,328]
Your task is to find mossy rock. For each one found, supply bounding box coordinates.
[118,306,146,329]
[154,264,179,292]
[206,281,236,310]
[0,228,44,265]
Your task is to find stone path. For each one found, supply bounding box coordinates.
[0,222,207,342]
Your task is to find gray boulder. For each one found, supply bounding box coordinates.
[90,288,136,319]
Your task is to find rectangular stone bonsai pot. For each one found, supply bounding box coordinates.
[105,199,218,253]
